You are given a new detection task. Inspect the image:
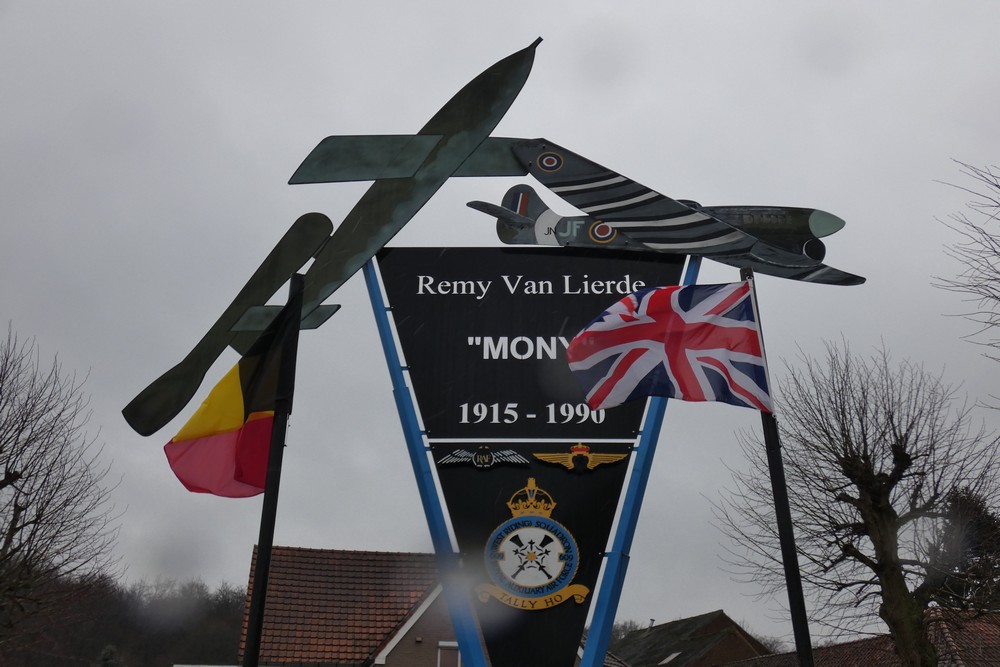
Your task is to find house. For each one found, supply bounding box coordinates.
[721,609,1000,667]
[240,545,630,666]
[720,635,903,667]
[608,610,770,667]
[240,547,443,666]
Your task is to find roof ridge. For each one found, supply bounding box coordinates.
[926,608,966,667]
[270,544,435,557]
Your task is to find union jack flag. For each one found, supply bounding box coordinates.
[566,281,773,412]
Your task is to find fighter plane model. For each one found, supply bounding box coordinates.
[123,39,541,437]
[468,138,865,286]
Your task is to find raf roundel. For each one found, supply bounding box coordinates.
[536,151,564,172]
[588,221,617,244]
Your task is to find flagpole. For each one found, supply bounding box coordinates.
[243,273,304,667]
[741,268,814,667]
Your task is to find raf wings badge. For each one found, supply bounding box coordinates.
[436,446,530,469]
[476,478,589,611]
[533,443,629,471]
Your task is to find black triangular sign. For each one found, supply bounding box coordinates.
[376,247,684,667]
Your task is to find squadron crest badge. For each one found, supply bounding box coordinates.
[476,477,589,610]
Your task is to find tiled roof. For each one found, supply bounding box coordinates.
[241,546,438,666]
[928,609,1000,667]
[722,635,903,667]
[723,610,1000,667]
[610,610,768,667]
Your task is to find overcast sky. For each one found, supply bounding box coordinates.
[2,0,999,645]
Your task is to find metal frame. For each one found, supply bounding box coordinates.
[364,259,489,667]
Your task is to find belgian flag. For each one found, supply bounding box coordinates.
[164,279,303,498]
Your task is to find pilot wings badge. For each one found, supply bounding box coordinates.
[533,443,629,471]
[436,446,530,469]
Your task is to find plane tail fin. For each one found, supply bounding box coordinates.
[500,183,551,221]
[467,184,561,246]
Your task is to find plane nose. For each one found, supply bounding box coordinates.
[803,238,826,262]
[808,209,846,238]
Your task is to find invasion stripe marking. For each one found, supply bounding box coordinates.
[617,227,730,240]
[626,228,750,245]
[609,212,714,228]
[622,226,726,239]
[582,191,660,214]
[567,187,660,209]
[550,175,627,193]
[604,209,711,223]
[542,171,622,189]
[644,231,751,250]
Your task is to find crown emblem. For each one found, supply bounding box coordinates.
[506,478,556,518]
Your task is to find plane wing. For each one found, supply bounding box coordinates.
[289,136,528,184]
[508,139,865,286]
[289,135,442,183]
[714,258,863,285]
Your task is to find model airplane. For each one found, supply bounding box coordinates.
[468,138,865,286]
[123,39,541,437]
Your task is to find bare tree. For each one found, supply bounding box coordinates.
[937,162,1000,362]
[0,327,118,644]
[715,342,1000,667]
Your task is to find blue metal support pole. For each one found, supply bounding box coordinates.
[363,260,488,667]
[580,256,702,667]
